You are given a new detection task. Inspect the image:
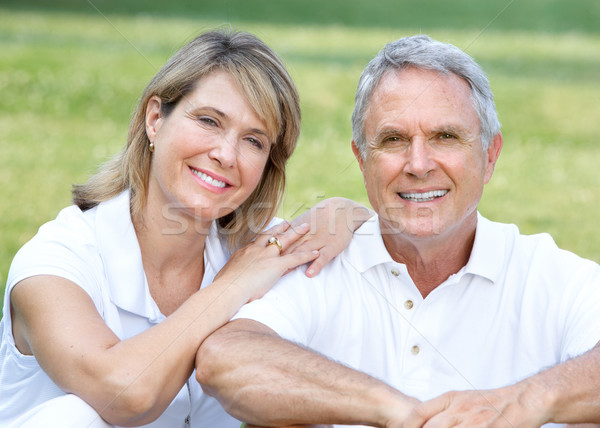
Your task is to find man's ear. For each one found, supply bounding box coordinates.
[351,140,366,173]
[145,96,163,143]
[484,132,503,184]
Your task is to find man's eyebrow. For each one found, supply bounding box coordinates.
[373,128,409,142]
[432,124,465,135]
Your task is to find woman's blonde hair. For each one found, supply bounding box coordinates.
[72,30,301,249]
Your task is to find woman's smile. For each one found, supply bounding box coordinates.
[189,167,231,192]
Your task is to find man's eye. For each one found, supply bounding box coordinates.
[440,133,456,140]
[383,136,403,144]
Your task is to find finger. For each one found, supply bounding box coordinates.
[270,222,311,251]
[303,245,335,277]
[283,234,316,256]
[279,250,319,273]
[423,413,460,428]
[259,221,291,244]
[404,401,443,428]
[245,425,329,428]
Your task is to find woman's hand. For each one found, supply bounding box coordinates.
[286,198,373,277]
[214,221,319,303]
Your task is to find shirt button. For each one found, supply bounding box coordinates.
[411,345,420,355]
[391,268,400,276]
[404,300,414,310]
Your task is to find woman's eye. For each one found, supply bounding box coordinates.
[199,117,217,126]
[246,137,264,150]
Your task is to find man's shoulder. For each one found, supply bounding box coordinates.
[273,219,382,291]
[480,215,599,277]
[267,217,385,302]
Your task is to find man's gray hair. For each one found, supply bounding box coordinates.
[351,35,501,158]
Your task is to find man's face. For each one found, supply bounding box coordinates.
[354,67,502,245]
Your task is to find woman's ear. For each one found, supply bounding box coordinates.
[145,96,163,143]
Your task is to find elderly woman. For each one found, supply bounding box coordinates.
[0,30,368,427]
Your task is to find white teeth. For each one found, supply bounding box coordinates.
[399,190,448,202]
[192,169,227,188]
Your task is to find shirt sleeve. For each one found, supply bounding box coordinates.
[6,206,105,316]
[528,234,600,361]
[232,266,319,345]
[559,254,600,360]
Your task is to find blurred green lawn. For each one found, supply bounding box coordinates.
[1,1,600,310]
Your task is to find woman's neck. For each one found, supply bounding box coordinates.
[132,205,210,316]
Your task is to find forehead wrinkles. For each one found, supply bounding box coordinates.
[365,69,480,142]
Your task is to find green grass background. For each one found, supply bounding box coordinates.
[1,1,600,310]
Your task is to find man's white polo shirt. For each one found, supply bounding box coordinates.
[234,214,600,426]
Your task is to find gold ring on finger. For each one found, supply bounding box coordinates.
[267,236,283,254]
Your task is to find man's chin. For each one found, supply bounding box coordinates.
[379,215,445,238]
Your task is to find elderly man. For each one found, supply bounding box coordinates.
[196,35,600,427]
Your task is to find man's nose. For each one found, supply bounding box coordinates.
[404,139,436,178]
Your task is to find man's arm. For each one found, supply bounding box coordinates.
[196,319,417,427]
[404,342,600,427]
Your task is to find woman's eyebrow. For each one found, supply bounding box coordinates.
[190,105,271,139]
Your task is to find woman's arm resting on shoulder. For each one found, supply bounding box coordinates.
[286,197,372,277]
[196,318,417,427]
[9,224,318,426]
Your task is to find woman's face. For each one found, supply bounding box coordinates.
[145,71,273,231]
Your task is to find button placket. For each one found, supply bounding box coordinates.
[389,264,422,363]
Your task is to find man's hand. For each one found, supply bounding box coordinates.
[245,425,332,428]
[403,344,600,427]
[403,385,549,428]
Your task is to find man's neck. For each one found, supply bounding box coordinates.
[381,217,477,298]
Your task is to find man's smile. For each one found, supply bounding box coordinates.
[398,189,448,202]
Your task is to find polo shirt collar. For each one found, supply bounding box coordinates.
[345,215,395,273]
[95,191,231,320]
[344,212,505,284]
[95,190,160,319]
[462,212,506,284]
